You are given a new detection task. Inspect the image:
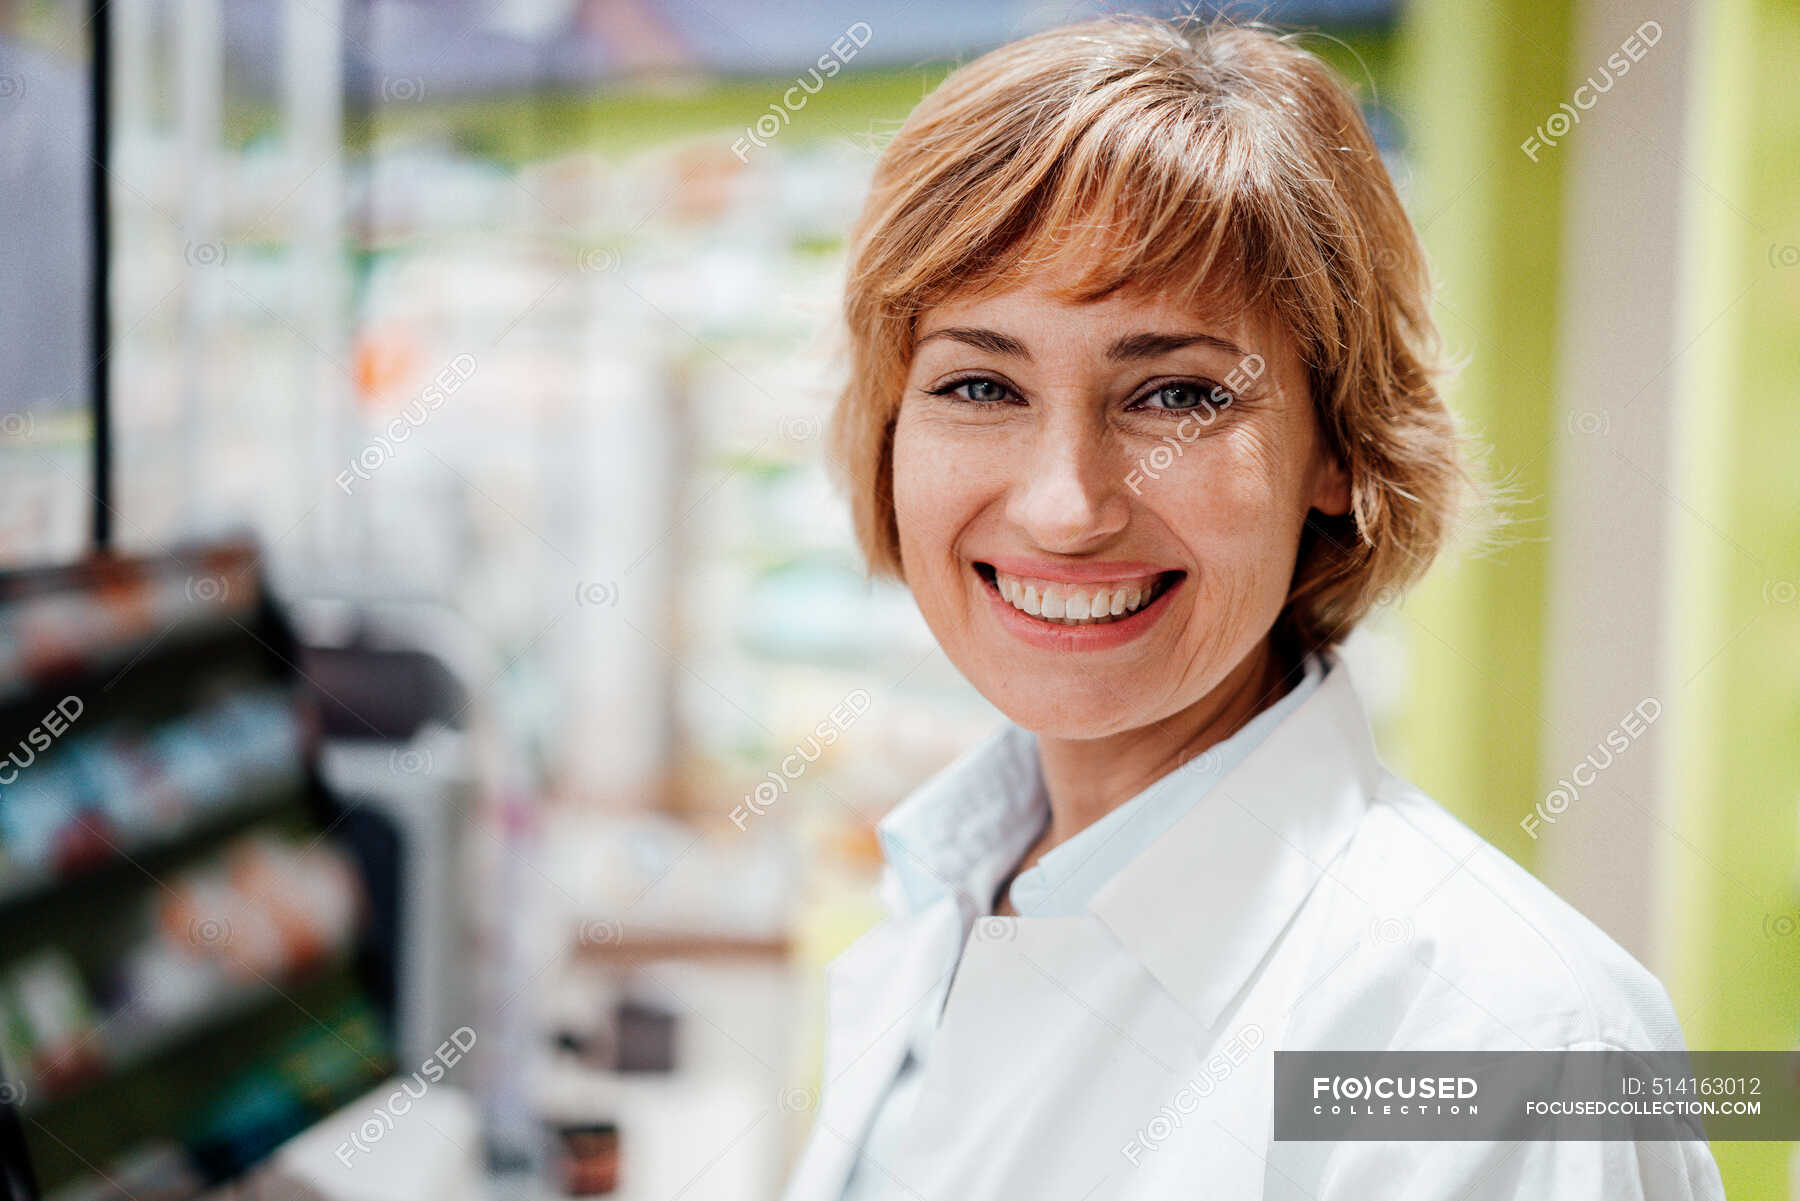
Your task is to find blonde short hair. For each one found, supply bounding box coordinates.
[832,16,1465,650]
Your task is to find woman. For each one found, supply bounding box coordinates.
[782,17,1722,1201]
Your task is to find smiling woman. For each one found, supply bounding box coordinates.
[783,15,1724,1201]
[894,277,1341,742]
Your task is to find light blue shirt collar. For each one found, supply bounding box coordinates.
[876,654,1329,922]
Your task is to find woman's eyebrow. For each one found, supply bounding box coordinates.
[1106,330,1251,361]
[914,326,1031,357]
[913,326,1252,363]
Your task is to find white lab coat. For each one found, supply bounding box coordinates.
[780,663,1725,1201]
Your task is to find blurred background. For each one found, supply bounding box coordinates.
[0,0,1794,1198]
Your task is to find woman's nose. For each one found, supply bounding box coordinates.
[1004,421,1130,554]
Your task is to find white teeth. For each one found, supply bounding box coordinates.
[989,569,1166,626]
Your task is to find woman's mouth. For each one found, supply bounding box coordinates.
[974,563,1183,627]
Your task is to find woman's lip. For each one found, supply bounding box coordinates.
[976,556,1182,585]
[978,565,1184,651]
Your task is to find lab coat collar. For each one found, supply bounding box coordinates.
[876,720,1046,920]
[873,656,1380,1031]
[1087,657,1381,1029]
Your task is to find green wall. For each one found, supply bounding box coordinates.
[1668,0,1800,1194]
[1392,1,1575,866]
[1396,0,1799,1194]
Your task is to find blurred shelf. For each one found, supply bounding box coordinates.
[0,543,262,707]
[0,613,254,714]
[0,771,307,914]
[20,951,355,1118]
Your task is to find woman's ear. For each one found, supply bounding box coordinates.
[1311,453,1353,517]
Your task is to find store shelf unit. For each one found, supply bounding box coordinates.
[0,542,394,1198]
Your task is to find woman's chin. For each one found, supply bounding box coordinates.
[976,685,1169,742]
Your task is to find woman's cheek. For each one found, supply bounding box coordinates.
[1153,435,1283,541]
[893,416,977,586]
[1153,435,1302,611]
[895,415,1004,537]
[892,418,943,557]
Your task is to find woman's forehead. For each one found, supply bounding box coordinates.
[912,274,1275,357]
[919,235,1257,319]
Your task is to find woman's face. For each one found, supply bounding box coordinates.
[892,268,1350,740]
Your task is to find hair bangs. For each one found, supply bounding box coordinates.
[874,86,1321,360]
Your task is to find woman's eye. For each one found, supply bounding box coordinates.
[941,378,1012,404]
[1142,383,1215,411]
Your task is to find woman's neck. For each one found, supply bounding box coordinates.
[1031,640,1292,852]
